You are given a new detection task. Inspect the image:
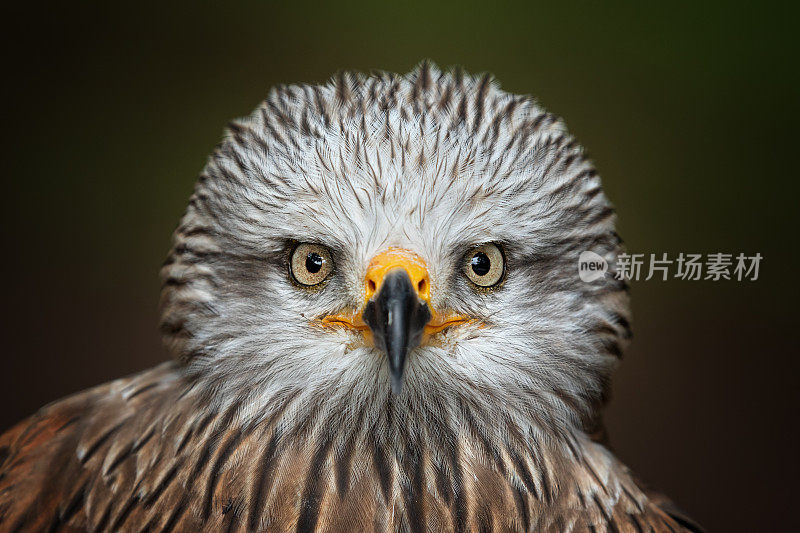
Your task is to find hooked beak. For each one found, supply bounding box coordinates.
[362,268,431,394]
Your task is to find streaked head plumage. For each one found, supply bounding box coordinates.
[159,62,629,438]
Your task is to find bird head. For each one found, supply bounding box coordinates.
[159,63,630,436]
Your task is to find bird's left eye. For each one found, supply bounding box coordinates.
[463,243,505,287]
[290,243,334,286]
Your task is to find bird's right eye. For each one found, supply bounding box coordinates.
[290,243,334,286]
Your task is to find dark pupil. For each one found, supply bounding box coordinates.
[471,252,491,276]
[305,252,324,274]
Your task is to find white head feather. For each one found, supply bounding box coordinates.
[159,63,630,448]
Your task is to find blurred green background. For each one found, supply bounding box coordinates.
[2,2,796,530]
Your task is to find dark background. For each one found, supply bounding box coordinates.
[2,2,797,531]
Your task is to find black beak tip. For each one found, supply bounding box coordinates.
[390,374,404,395]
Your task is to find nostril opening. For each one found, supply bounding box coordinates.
[418,279,427,294]
[368,279,376,292]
